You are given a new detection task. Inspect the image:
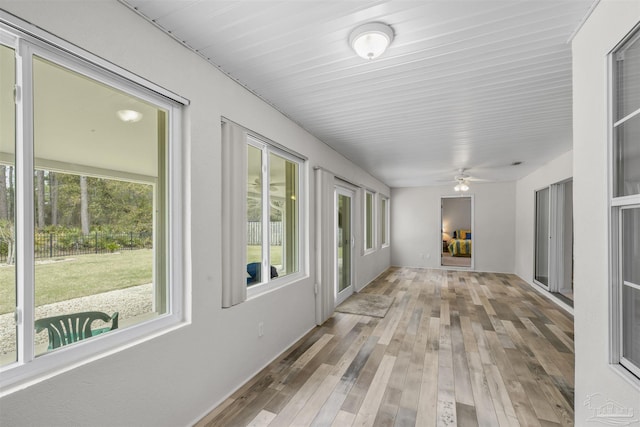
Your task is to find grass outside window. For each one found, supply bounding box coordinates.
[0,250,152,314]
[246,245,282,269]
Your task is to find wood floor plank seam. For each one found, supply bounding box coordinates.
[197,268,575,427]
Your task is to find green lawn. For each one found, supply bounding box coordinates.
[247,245,282,266]
[0,250,152,314]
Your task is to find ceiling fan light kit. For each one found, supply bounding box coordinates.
[453,168,471,191]
[349,22,394,60]
[454,182,470,192]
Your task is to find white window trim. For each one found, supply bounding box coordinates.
[608,26,640,385]
[0,18,187,394]
[364,190,376,254]
[246,135,306,299]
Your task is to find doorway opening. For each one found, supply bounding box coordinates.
[441,196,474,269]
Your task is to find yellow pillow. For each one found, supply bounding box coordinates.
[458,229,471,239]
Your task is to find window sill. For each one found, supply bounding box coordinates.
[0,313,187,396]
[609,363,640,391]
[246,272,307,300]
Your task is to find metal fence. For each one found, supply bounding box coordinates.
[0,231,152,263]
[0,223,282,262]
[247,222,283,246]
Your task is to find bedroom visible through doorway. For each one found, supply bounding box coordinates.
[441,196,473,268]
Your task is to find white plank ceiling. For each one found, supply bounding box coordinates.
[122,0,596,187]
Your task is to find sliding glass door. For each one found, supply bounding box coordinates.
[534,181,574,302]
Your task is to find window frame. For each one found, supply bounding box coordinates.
[609,25,640,383]
[0,16,187,392]
[246,134,305,299]
[364,190,376,254]
[380,195,390,248]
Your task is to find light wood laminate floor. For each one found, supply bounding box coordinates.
[197,267,574,427]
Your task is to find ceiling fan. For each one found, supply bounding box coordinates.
[444,169,488,192]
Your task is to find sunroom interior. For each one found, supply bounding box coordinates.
[0,1,639,426]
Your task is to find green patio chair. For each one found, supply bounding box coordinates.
[35,311,119,350]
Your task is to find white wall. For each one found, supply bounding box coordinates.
[514,150,573,284]
[572,0,640,423]
[0,2,390,426]
[391,182,516,273]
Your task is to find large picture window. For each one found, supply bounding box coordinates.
[0,22,184,388]
[246,136,301,290]
[611,27,640,380]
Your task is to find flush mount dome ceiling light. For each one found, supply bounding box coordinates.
[349,22,394,60]
[116,109,143,123]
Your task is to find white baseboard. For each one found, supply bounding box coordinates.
[187,325,316,426]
